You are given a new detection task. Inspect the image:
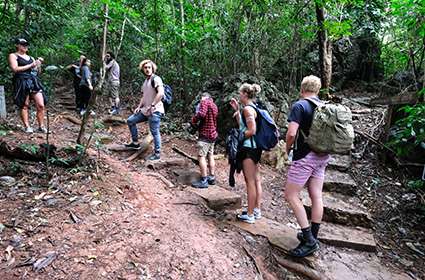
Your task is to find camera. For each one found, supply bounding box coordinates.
[187,122,199,135]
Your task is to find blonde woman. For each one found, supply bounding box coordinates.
[230,83,263,224]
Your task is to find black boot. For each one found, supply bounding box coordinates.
[290,227,319,258]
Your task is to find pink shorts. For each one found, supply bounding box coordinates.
[286,152,330,186]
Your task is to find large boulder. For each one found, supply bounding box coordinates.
[194,74,291,141]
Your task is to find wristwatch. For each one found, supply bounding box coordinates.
[151,104,155,107]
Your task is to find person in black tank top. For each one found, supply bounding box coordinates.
[8,38,47,133]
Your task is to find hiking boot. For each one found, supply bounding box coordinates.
[192,179,208,189]
[207,175,216,185]
[124,142,141,150]
[289,239,320,258]
[237,212,255,224]
[146,153,160,161]
[24,127,34,133]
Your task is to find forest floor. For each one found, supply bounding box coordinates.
[0,84,424,280]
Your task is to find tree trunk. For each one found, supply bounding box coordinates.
[179,0,187,103]
[315,2,332,91]
[98,4,109,91]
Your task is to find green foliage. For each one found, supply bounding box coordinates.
[388,103,425,156]
[407,180,425,190]
[19,143,39,154]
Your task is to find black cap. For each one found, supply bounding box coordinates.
[15,38,29,46]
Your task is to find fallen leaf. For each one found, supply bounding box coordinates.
[90,200,102,206]
[33,251,57,272]
[87,255,97,260]
[34,192,47,200]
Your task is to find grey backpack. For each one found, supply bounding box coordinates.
[301,98,354,154]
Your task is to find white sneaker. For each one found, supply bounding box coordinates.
[37,127,48,133]
[24,127,34,133]
[241,208,262,220]
[90,110,96,116]
[80,109,86,116]
[237,212,255,224]
[253,208,262,220]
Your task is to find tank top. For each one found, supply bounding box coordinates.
[240,104,257,149]
[16,55,34,74]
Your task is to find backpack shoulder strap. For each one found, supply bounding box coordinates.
[304,97,324,108]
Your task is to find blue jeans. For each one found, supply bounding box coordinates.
[127,112,162,153]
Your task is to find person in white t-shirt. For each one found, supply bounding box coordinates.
[125,59,164,160]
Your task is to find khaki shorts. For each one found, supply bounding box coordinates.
[106,82,120,99]
[197,141,215,157]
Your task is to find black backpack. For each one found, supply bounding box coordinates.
[151,74,173,111]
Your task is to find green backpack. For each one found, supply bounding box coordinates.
[301,98,354,154]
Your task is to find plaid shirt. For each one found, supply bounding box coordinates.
[191,98,218,142]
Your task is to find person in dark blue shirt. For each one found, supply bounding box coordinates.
[284,75,330,258]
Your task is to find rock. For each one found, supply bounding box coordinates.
[324,169,357,196]
[173,169,201,186]
[229,217,300,254]
[198,74,292,140]
[0,176,16,187]
[301,191,373,228]
[189,186,241,211]
[406,242,425,256]
[261,140,287,169]
[319,222,376,252]
[328,154,351,171]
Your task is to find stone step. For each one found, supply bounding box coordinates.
[324,169,357,196]
[328,154,351,171]
[172,169,201,186]
[229,217,299,253]
[319,222,376,252]
[301,191,372,228]
[190,186,241,211]
[230,217,375,252]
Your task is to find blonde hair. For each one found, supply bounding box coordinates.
[139,59,157,73]
[300,75,321,94]
[239,83,261,99]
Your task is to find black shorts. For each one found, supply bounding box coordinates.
[236,147,262,172]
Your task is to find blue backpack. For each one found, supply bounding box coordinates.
[245,104,280,151]
[151,75,173,111]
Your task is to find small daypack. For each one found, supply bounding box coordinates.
[302,98,354,154]
[151,75,173,110]
[245,104,280,151]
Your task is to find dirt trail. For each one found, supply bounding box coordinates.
[0,85,419,279]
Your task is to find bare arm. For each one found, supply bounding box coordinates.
[230,98,241,126]
[285,121,299,154]
[8,53,36,73]
[152,85,164,106]
[243,107,257,138]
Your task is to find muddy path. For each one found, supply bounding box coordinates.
[0,85,420,279]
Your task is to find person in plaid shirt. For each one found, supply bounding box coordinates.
[191,92,218,188]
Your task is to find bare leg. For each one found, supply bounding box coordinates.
[198,156,207,177]
[285,181,309,228]
[307,177,324,223]
[242,158,257,215]
[20,95,30,128]
[207,152,215,176]
[254,164,262,209]
[32,91,45,128]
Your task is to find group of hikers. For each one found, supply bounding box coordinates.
[8,37,345,258]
